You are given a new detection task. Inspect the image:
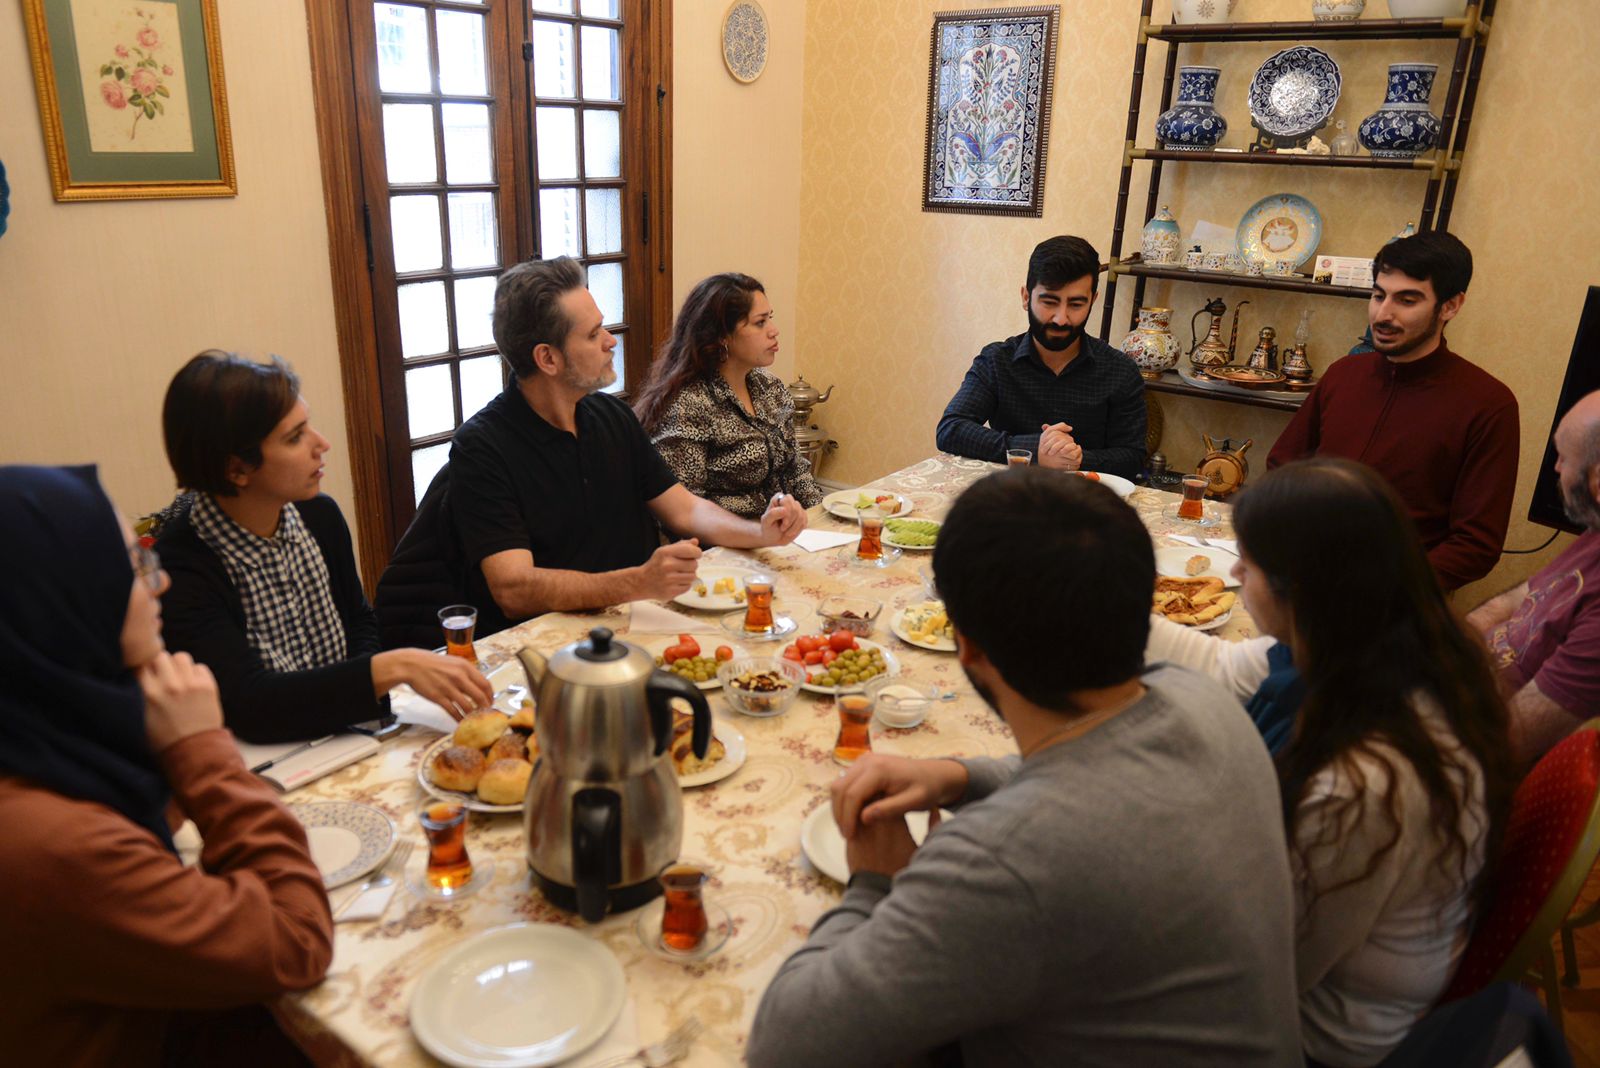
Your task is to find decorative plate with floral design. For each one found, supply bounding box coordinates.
[722,1,769,84]
[1248,46,1341,140]
[1237,192,1324,269]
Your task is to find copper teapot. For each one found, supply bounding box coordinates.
[786,376,834,421]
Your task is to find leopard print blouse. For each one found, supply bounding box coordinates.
[649,368,825,519]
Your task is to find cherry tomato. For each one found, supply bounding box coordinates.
[820,648,838,665]
[677,635,701,658]
[828,631,857,653]
[795,635,820,654]
[715,645,734,662]
[804,649,825,665]
[782,644,803,663]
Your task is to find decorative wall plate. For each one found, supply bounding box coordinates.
[1237,192,1324,269]
[1248,47,1342,140]
[722,1,769,84]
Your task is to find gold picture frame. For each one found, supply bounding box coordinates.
[23,0,236,202]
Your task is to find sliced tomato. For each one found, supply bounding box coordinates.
[661,644,687,664]
[828,631,857,653]
[795,635,821,654]
[804,649,825,665]
[782,645,803,663]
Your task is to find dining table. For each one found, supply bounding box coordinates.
[275,452,1256,1067]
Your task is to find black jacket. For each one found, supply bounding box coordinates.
[374,463,469,650]
[156,494,385,743]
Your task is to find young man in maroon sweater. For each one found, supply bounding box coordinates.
[1267,232,1518,591]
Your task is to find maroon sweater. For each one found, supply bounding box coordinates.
[1267,341,1519,590]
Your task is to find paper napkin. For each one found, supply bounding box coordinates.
[627,600,710,635]
[792,529,858,553]
[389,687,459,735]
[329,874,401,923]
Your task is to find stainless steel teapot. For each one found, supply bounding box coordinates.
[517,627,710,922]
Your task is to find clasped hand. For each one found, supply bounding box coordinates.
[1037,422,1082,471]
[759,492,807,545]
[829,753,967,878]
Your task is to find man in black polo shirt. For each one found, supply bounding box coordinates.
[935,236,1147,479]
[449,257,808,633]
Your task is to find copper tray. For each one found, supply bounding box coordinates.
[1204,366,1288,389]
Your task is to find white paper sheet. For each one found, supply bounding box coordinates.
[792,529,859,553]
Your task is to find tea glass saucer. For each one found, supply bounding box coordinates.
[845,545,903,569]
[1161,501,1221,529]
[405,854,496,902]
[633,897,733,962]
[719,612,797,642]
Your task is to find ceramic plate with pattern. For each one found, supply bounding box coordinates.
[1237,193,1323,269]
[822,488,914,521]
[721,0,769,84]
[288,801,396,890]
[417,735,525,815]
[1247,46,1341,140]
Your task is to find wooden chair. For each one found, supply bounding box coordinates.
[1440,720,1600,1032]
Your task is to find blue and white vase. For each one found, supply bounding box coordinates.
[1358,63,1442,159]
[1156,66,1227,151]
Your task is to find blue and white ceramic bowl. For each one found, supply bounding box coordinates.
[1248,47,1342,140]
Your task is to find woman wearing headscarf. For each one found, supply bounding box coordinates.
[0,464,332,1065]
[155,351,492,742]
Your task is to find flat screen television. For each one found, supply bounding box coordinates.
[1528,285,1600,533]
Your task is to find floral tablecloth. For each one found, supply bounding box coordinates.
[278,454,1253,1067]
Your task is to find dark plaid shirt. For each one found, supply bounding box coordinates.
[935,332,1147,479]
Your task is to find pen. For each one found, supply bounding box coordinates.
[251,734,337,775]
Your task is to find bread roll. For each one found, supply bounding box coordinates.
[478,758,532,805]
[487,730,528,764]
[453,710,510,750]
[431,745,486,792]
[671,731,726,776]
[509,700,536,731]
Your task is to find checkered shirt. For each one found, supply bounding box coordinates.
[190,494,348,673]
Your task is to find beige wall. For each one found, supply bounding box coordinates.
[795,0,1600,602]
[671,0,807,382]
[0,1,351,523]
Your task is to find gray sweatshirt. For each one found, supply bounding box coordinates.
[748,665,1302,1068]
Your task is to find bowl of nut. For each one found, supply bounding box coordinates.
[717,656,805,718]
[817,595,883,638]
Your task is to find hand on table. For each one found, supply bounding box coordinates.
[374,649,494,720]
[635,539,703,601]
[140,651,224,753]
[830,752,968,837]
[1037,423,1082,471]
[759,493,808,545]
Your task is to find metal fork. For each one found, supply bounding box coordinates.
[585,1016,703,1068]
[333,840,413,919]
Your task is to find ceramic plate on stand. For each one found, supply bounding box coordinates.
[1247,46,1341,140]
[1237,193,1323,270]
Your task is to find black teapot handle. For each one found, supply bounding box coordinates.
[646,670,711,759]
[571,786,620,924]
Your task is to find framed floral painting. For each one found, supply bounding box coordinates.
[23,0,236,201]
[922,6,1058,217]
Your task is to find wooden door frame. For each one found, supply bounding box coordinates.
[304,0,673,592]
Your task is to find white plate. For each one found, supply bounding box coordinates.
[418,735,525,815]
[882,517,942,551]
[672,566,759,612]
[890,602,957,653]
[287,802,395,890]
[1075,471,1135,499]
[410,923,625,1068]
[800,804,949,884]
[643,636,742,690]
[677,719,748,788]
[796,637,901,695]
[821,488,914,521]
[1155,545,1240,586]
[1191,608,1234,632]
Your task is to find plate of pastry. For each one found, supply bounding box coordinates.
[417,703,538,814]
[1155,546,1240,586]
[673,715,747,788]
[1152,576,1237,630]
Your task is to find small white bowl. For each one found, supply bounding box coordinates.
[869,678,938,729]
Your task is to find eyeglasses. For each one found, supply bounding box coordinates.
[132,544,164,591]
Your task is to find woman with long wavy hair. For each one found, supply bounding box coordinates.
[633,273,823,519]
[1150,458,1514,1067]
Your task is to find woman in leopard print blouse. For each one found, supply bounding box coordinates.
[633,273,824,519]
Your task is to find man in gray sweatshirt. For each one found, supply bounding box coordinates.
[748,468,1302,1068]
